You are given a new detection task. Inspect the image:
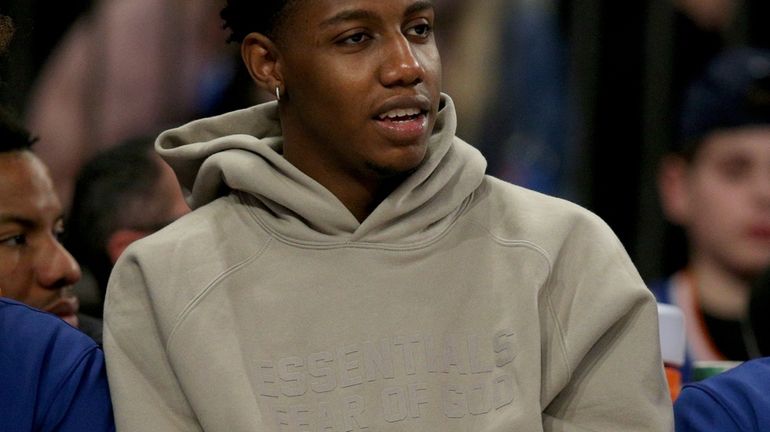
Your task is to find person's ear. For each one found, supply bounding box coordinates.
[657,154,691,225]
[106,229,148,264]
[242,32,283,98]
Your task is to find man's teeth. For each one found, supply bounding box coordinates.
[378,108,421,120]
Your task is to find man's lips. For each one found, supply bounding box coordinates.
[372,95,432,141]
[748,226,770,241]
[373,95,432,120]
[44,296,80,327]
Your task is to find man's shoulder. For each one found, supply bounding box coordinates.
[0,299,112,432]
[690,357,770,395]
[468,176,613,246]
[111,193,270,313]
[676,358,770,431]
[128,192,265,257]
[478,176,595,218]
[0,298,100,372]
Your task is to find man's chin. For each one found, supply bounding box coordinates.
[365,153,425,180]
[44,296,81,327]
[60,313,80,328]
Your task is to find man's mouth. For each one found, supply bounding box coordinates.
[372,95,432,141]
[377,107,425,122]
[44,296,80,327]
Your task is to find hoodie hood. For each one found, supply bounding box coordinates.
[156,94,487,244]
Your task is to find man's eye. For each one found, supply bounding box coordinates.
[340,32,371,45]
[54,223,66,242]
[0,235,27,247]
[407,23,432,38]
[717,158,751,182]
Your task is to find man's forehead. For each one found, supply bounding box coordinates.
[0,152,62,224]
[304,0,435,20]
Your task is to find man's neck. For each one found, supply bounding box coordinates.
[282,147,405,223]
[689,258,752,320]
[325,174,402,222]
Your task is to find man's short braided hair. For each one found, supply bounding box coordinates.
[220,0,300,43]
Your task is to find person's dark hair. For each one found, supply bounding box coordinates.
[0,107,36,153]
[64,135,169,305]
[677,47,770,160]
[220,0,298,43]
[0,14,15,54]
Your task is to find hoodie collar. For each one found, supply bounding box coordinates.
[156,94,486,245]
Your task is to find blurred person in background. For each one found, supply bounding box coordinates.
[437,0,573,198]
[24,0,249,209]
[654,47,770,379]
[65,135,189,319]
[673,267,770,431]
[671,0,739,112]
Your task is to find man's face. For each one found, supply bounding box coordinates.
[0,151,81,326]
[276,0,441,182]
[684,126,770,276]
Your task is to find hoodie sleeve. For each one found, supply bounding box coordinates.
[539,213,674,431]
[104,252,203,431]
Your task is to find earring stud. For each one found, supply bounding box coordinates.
[275,86,281,101]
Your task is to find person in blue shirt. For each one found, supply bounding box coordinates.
[0,103,107,342]
[0,297,115,431]
[0,105,114,430]
[674,356,770,431]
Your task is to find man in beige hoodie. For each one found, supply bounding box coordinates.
[104,1,674,430]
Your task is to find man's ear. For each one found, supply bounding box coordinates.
[657,154,691,226]
[106,229,148,264]
[242,32,283,95]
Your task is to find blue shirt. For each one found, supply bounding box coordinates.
[674,357,770,431]
[0,298,115,431]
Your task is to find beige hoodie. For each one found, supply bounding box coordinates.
[104,95,673,431]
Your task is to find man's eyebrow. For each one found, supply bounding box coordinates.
[404,0,435,17]
[0,213,63,229]
[320,9,379,28]
[319,1,435,29]
[0,214,36,228]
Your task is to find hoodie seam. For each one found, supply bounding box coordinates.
[165,237,274,349]
[464,217,572,381]
[238,191,474,251]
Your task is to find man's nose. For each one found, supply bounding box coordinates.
[379,36,425,87]
[37,238,81,290]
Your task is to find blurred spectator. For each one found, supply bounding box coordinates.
[0,14,14,53]
[653,47,770,378]
[670,0,739,138]
[65,135,189,319]
[0,106,106,343]
[24,0,248,209]
[673,268,770,430]
[438,0,574,198]
[675,0,737,31]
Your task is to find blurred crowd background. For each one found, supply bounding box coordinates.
[1,0,769,284]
